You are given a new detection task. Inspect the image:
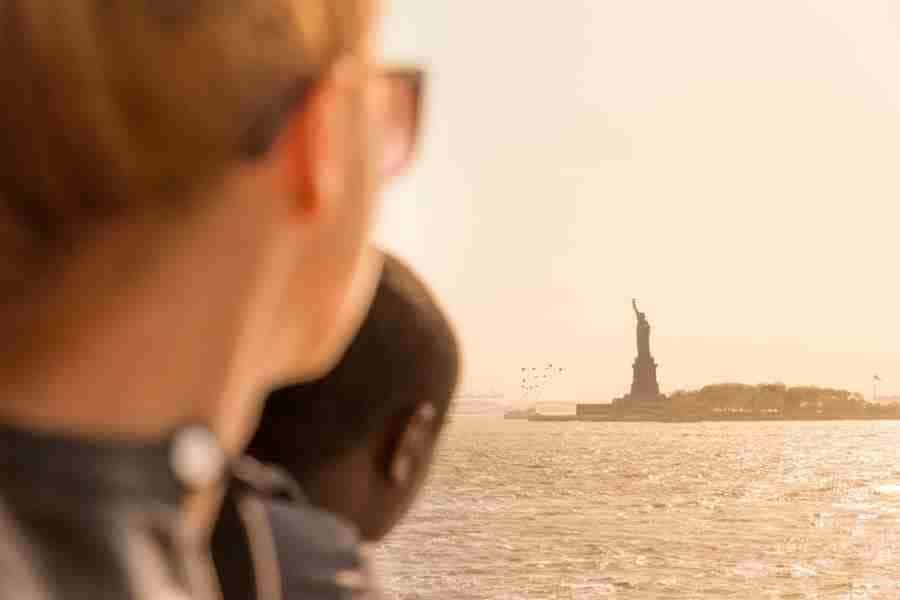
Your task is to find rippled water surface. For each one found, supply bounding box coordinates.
[377,418,900,599]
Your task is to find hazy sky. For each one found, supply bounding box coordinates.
[376,1,900,405]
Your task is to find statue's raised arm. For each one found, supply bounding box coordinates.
[632,298,640,317]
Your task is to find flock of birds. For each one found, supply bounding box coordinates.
[519,363,566,403]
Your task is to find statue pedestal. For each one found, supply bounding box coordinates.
[630,354,660,397]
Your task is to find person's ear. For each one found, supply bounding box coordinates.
[276,57,360,223]
[387,403,437,487]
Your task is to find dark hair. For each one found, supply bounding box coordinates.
[247,254,460,480]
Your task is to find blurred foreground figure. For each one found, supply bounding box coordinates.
[0,1,425,598]
[213,254,460,599]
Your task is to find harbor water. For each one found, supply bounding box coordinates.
[377,418,900,599]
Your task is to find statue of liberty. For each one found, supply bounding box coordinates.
[632,298,651,358]
[629,299,660,397]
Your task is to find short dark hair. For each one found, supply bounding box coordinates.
[247,254,460,480]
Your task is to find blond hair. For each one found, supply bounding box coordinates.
[0,0,368,294]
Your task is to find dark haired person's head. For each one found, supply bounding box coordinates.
[247,254,460,540]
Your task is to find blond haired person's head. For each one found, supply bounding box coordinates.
[0,0,411,453]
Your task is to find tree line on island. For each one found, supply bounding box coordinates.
[668,383,900,419]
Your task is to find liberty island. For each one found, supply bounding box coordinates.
[523,300,900,422]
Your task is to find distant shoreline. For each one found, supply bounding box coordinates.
[500,407,900,423]
[524,415,900,423]
[501,384,900,422]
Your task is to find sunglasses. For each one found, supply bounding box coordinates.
[242,65,426,181]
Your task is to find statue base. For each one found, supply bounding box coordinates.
[630,355,661,397]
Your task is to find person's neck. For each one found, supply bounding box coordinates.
[0,223,272,535]
[0,235,246,443]
[0,191,286,532]
[308,449,381,538]
[3,174,299,440]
